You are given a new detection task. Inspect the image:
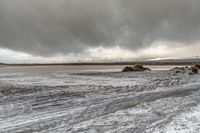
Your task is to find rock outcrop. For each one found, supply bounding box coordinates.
[194,64,200,69]
[122,65,151,72]
[171,64,200,75]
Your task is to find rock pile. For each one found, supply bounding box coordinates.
[172,67,188,74]
[122,65,151,72]
[171,64,200,75]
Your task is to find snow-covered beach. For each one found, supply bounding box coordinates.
[0,65,200,133]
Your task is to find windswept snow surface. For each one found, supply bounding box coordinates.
[0,65,200,133]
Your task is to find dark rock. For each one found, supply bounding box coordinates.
[171,65,199,75]
[191,67,198,74]
[122,65,151,72]
[175,71,181,73]
[122,66,134,72]
[171,67,187,74]
[172,67,185,71]
[194,64,200,69]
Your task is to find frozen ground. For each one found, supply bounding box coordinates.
[0,65,200,133]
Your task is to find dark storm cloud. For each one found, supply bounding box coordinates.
[0,0,200,56]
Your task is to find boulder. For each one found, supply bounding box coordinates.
[194,64,200,69]
[191,67,198,74]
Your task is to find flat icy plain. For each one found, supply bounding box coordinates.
[0,65,200,133]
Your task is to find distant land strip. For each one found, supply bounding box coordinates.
[1,59,200,66]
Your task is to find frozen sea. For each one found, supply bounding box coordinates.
[0,65,200,133]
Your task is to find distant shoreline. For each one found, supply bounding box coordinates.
[2,60,200,66]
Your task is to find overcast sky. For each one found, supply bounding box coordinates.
[1,0,200,63]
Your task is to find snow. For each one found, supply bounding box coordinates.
[0,65,200,132]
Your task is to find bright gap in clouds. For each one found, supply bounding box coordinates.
[1,42,200,64]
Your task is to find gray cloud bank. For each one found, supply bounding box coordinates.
[0,0,200,56]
